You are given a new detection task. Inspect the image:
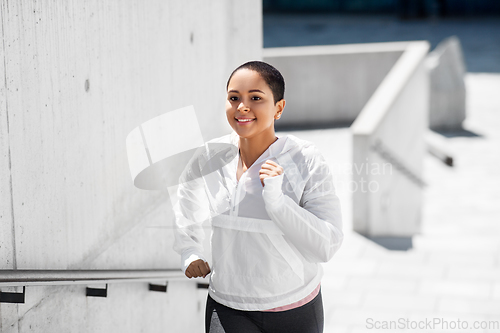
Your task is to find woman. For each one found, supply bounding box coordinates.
[173,61,344,333]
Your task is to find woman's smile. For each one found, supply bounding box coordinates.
[235,117,256,125]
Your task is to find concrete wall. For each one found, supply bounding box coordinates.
[351,41,430,238]
[425,36,467,130]
[263,43,405,128]
[0,0,261,331]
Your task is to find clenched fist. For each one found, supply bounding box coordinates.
[259,160,284,187]
[185,259,211,278]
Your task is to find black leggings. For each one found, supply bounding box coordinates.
[205,288,324,333]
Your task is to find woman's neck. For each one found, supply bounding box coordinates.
[238,131,278,169]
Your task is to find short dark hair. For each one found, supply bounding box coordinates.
[226,61,285,105]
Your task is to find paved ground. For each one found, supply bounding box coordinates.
[264,14,500,73]
[268,14,500,332]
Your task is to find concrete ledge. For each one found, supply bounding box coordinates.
[351,42,430,134]
[263,41,410,57]
[264,41,430,239]
[351,41,430,238]
[425,36,467,130]
[263,42,406,126]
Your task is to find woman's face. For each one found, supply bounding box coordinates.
[226,69,284,140]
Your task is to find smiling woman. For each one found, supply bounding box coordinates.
[225,66,285,173]
[225,63,286,185]
[172,61,343,333]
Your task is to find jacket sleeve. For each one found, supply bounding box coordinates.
[262,147,343,263]
[172,152,211,275]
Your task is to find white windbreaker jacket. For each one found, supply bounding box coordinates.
[172,130,343,311]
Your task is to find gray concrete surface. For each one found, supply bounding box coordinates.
[351,41,429,239]
[267,15,500,332]
[0,1,262,331]
[263,43,404,127]
[426,36,467,130]
[264,14,500,73]
[277,73,500,333]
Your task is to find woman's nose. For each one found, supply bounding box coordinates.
[237,101,249,112]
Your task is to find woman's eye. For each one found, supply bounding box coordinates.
[229,96,238,101]
[252,96,261,101]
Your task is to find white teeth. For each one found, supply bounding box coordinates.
[237,118,254,122]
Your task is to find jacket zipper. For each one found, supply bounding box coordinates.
[232,181,239,215]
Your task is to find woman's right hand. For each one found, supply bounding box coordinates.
[185,259,211,278]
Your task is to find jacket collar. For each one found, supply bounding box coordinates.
[229,130,295,160]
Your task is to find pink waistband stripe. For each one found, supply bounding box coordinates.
[262,283,321,312]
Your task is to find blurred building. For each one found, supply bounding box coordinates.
[263,0,500,18]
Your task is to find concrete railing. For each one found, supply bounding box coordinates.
[425,36,467,130]
[351,41,430,239]
[263,42,406,127]
[265,41,430,242]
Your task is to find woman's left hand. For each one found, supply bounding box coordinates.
[259,160,284,187]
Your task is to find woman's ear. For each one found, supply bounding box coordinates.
[275,99,285,120]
